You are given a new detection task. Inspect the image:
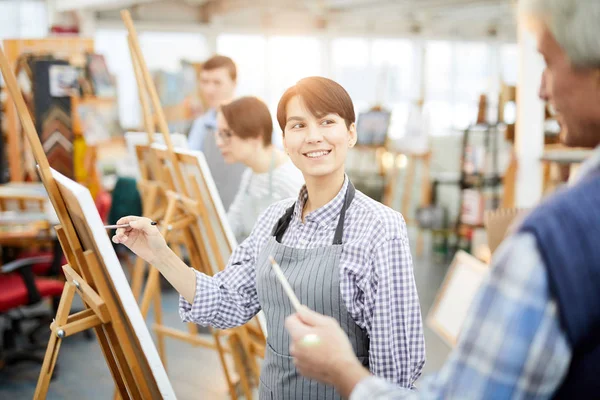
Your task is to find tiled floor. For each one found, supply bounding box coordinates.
[0,231,451,399]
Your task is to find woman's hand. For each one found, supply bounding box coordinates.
[111,216,167,264]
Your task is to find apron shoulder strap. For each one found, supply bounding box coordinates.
[271,179,356,245]
[333,181,355,245]
[271,203,296,241]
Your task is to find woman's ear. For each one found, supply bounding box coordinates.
[348,123,357,148]
[282,133,289,155]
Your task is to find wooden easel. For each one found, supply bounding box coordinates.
[0,44,173,400]
[126,33,172,301]
[146,145,263,399]
[382,150,432,256]
[121,10,263,398]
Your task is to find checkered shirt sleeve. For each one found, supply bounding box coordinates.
[351,233,572,400]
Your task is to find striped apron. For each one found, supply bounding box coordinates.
[256,181,370,399]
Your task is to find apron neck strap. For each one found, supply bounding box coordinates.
[271,180,356,245]
[333,181,355,245]
[272,204,295,240]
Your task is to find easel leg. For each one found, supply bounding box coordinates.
[187,322,198,336]
[130,256,146,301]
[229,333,253,400]
[33,331,62,399]
[416,153,432,257]
[213,331,238,400]
[34,282,76,399]
[383,158,400,207]
[140,269,159,318]
[237,327,260,384]
[402,155,416,221]
[139,194,177,317]
[153,278,168,369]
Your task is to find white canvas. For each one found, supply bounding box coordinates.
[427,251,488,347]
[51,168,177,399]
[124,131,188,179]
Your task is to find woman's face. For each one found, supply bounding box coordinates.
[215,111,261,164]
[282,95,356,180]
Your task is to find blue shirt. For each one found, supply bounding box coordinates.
[188,108,217,151]
[351,145,600,399]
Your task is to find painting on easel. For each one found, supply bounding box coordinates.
[51,168,176,398]
[0,40,178,398]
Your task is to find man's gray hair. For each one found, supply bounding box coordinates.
[519,0,600,68]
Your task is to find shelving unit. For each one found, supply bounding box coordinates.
[454,123,504,253]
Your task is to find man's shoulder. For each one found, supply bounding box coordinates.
[521,174,600,230]
[193,109,217,126]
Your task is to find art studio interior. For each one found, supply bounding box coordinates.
[1,0,599,399]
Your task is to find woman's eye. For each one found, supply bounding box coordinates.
[291,123,303,129]
[321,119,335,126]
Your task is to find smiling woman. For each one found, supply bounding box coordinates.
[113,76,425,400]
[277,77,356,203]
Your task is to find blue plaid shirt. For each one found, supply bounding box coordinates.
[180,176,426,388]
[351,145,600,399]
[352,234,572,399]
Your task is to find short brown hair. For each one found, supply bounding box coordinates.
[220,97,273,146]
[276,76,355,132]
[203,55,237,81]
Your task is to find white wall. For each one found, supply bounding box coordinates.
[0,1,48,40]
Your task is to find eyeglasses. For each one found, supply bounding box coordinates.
[215,129,234,144]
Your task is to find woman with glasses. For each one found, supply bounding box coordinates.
[215,96,304,243]
[112,77,425,399]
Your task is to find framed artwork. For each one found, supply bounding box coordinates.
[356,110,391,146]
[49,64,79,97]
[75,98,121,145]
[86,53,116,97]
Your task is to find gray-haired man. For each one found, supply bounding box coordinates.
[285,1,600,398]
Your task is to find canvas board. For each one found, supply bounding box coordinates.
[427,250,488,347]
[356,110,391,146]
[180,148,237,250]
[152,145,268,333]
[51,168,177,399]
[484,208,530,254]
[123,131,188,179]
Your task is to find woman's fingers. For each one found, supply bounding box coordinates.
[128,218,153,233]
[116,215,142,225]
[112,232,129,244]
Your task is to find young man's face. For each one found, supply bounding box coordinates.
[199,67,236,110]
[536,25,600,148]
